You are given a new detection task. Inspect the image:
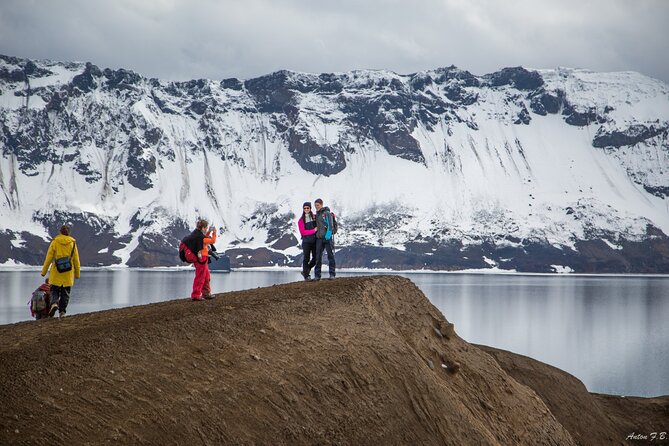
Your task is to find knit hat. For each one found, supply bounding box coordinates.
[303,202,312,208]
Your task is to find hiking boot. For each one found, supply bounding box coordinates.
[203,294,215,300]
[313,277,321,281]
[327,275,336,280]
[191,296,205,301]
[59,311,66,318]
[48,304,58,317]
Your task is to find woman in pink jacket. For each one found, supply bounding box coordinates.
[297,202,317,281]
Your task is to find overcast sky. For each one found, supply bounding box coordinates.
[1,0,668,83]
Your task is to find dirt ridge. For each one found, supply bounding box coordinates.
[0,276,665,445]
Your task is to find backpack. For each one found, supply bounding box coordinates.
[179,241,198,264]
[29,289,49,316]
[324,212,338,241]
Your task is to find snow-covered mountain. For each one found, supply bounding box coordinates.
[1,54,668,272]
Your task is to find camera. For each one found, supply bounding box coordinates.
[209,244,220,260]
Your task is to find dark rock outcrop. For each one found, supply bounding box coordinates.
[592,124,668,148]
[485,67,544,90]
[529,88,565,115]
[562,103,605,127]
[244,71,297,114]
[30,210,127,266]
[224,247,289,267]
[70,62,102,94]
[125,137,156,190]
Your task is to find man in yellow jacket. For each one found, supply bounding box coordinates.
[41,225,81,317]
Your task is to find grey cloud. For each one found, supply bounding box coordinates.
[0,0,668,82]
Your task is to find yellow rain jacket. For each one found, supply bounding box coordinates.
[41,234,81,287]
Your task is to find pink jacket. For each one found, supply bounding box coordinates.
[298,215,317,237]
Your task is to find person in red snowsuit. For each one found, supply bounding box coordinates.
[185,219,217,301]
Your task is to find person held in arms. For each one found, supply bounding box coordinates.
[40,224,81,318]
[314,198,336,281]
[297,202,318,281]
[185,219,217,301]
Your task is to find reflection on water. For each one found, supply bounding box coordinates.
[0,269,298,324]
[416,274,669,398]
[1,269,667,397]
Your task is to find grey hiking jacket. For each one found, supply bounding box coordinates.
[316,206,333,239]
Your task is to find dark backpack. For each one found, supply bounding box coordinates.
[331,212,338,235]
[178,241,198,264]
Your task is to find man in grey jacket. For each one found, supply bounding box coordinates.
[314,198,336,280]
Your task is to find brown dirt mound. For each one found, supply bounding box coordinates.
[0,276,664,445]
[479,346,669,445]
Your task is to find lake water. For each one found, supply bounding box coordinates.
[1,268,668,397]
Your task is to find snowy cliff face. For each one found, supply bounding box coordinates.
[1,54,668,272]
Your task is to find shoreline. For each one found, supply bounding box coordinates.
[2,264,669,278]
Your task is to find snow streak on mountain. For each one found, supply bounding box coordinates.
[1,54,668,272]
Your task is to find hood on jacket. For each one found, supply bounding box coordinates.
[317,206,331,214]
[54,234,76,246]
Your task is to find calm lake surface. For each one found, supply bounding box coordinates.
[1,269,668,397]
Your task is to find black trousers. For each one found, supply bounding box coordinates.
[315,238,335,279]
[302,240,317,277]
[50,285,71,313]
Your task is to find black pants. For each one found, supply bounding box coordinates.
[302,240,317,277]
[315,238,335,279]
[50,285,71,314]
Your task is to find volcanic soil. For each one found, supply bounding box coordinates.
[1,275,666,445]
